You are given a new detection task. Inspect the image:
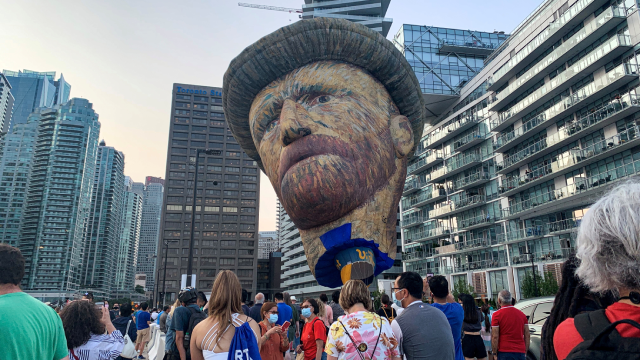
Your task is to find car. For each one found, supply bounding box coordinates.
[513,296,555,360]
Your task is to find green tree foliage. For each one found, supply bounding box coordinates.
[520,270,559,298]
[452,278,476,300]
[135,285,145,294]
[371,290,384,310]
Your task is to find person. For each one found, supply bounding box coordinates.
[480,304,493,360]
[242,289,251,316]
[0,243,69,360]
[376,294,398,321]
[429,275,464,360]
[164,299,180,360]
[159,305,171,333]
[291,296,303,354]
[459,294,487,360]
[318,294,333,328]
[316,296,327,327]
[197,291,208,314]
[540,255,616,360]
[553,182,640,359]
[275,292,293,328]
[296,298,327,360]
[390,272,455,360]
[259,301,289,360]
[284,292,300,357]
[135,302,152,359]
[152,308,159,321]
[190,270,262,360]
[325,279,400,360]
[250,292,265,323]
[60,300,124,360]
[83,292,94,302]
[113,303,138,360]
[329,291,344,323]
[111,303,121,321]
[168,287,201,360]
[491,290,529,360]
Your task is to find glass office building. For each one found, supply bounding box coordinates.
[114,177,143,295]
[302,0,393,36]
[136,181,164,293]
[156,84,260,303]
[399,0,640,300]
[0,72,14,133]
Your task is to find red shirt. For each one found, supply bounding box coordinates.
[553,302,640,360]
[302,317,327,360]
[491,305,528,353]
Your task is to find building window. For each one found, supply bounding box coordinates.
[220,258,235,266]
[223,207,238,213]
[225,167,240,173]
[241,207,256,213]
[239,241,254,247]
[222,232,237,238]
[164,231,181,237]
[220,249,236,255]
[241,191,256,197]
[223,215,238,221]
[204,206,220,212]
[239,232,254,238]
[221,240,237,246]
[203,231,218,238]
[211,105,224,111]
[209,135,223,141]
[224,182,239,189]
[166,205,182,211]
[242,183,257,190]
[238,259,254,266]
[237,269,253,277]
[240,224,255,230]
[175,102,191,108]
[240,215,255,222]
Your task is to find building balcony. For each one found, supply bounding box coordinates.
[429,203,453,219]
[453,259,508,273]
[455,212,499,232]
[454,237,492,252]
[452,130,487,153]
[438,39,498,56]
[496,225,546,244]
[511,247,574,266]
[502,155,640,220]
[407,187,447,209]
[402,245,435,262]
[426,114,484,149]
[491,6,626,110]
[407,151,444,175]
[452,171,491,192]
[547,217,582,235]
[492,35,632,129]
[488,0,610,91]
[499,125,640,197]
[432,152,483,182]
[432,195,487,219]
[401,211,427,229]
[405,226,451,244]
[431,266,455,276]
[402,178,425,196]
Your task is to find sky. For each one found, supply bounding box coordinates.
[1,0,542,231]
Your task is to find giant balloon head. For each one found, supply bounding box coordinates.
[223,18,426,288]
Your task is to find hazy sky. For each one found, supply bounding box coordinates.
[1,0,541,231]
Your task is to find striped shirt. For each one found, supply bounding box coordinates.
[68,330,124,360]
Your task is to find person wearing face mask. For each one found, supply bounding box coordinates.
[391,289,405,316]
[297,299,328,360]
[259,302,289,360]
[390,272,455,360]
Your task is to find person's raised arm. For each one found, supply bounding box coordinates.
[523,324,530,353]
[101,307,116,334]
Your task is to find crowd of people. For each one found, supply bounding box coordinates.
[1,182,640,360]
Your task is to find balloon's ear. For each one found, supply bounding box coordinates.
[390,115,414,159]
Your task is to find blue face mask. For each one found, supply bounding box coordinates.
[301,308,312,318]
[269,314,278,324]
[392,290,404,308]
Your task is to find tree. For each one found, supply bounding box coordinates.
[452,278,476,301]
[521,269,559,298]
[135,285,145,294]
[371,290,385,310]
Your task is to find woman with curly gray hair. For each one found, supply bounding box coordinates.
[553,181,640,360]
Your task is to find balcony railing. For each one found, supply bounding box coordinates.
[401,213,426,228]
[429,203,453,219]
[547,218,582,234]
[457,213,499,231]
[407,151,444,175]
[454,237,491,251]
[403,178,428,195]
[503,154,640,219]
[454,259,507,273]
[453,171,491,191]
[511,247,574,265]
[405,227,452,243]
[427,114,484,148]
[432,151,484,182]
[453,130,487,153]
[407,187,447,209]
[497,225,545,244]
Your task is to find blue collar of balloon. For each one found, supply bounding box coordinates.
[314,223,394,288]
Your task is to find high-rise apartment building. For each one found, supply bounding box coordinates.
[18,98,100,299]
[0,72,15,132]
[399,0,640,300]
[258,231,279,260]
[136,181,164,292]
[3,70,71,131]
[302,0,393,36]
[156,84,260,303]
[81,141,125,297]
[114,177,143,295]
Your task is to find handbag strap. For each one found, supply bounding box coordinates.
[70,349,80,360]
[125,319,131,335]
[338,315,383,360]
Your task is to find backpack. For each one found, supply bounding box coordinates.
[305,317,329,337]
[182,306,207,358]
[227,320,261,360]
[565,309,640,360]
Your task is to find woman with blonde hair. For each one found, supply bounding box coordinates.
[324,280,401,360]
[190,270,263,360]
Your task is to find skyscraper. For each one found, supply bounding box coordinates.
[0,72,15,133]
[156,84,260,303]
[136,181,164,293]
[81,141,125,297]
[114,177,143,295]
[3,70,71,131]
[258,231,279,260]
[18,98,100,298]
[301,0,393,36]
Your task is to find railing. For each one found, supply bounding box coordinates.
[402,249,435,261]
[406,227,451,243]
[407,151,443,174]
[511,248,574,265]
[440,39,500,50]
[458,213,498,230]
[495,113,548,149]
[431,167,447,180]
[500,125,640,193]
[446,151,483,172]
[427,114,483,147]
[453,130,487,152]
[454,237,491,251]
[454,259,507,273]
[401,212,427,228]
[498,225,545,243]
[406,187,446,208]
[503,155,640,218]
[429,203,453,218]
[453,171,491,191]
[453,194,486,209]
[547,218,582,233]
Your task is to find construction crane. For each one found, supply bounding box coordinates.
[238,2,302,15]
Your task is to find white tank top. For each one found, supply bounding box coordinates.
[201,313,255,360]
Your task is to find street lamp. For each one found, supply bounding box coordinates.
[522,248,538,297]
[150,254,158,307]
[161,239,178,307]
[187,148,222,291]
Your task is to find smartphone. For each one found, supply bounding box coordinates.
[281,321,291,332]
[104,301,109,309]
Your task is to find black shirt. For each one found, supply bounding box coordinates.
[376,306,397,321]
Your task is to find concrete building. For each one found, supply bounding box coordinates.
[156,84,260,303]
[302,0,393,36]
[398,0,640,300]
[3,70,70,132]
[18,98,100,300]
[114,177,143,295]
[258,230,279,259]
[0,72,15,133]
[136,181,164,292]
[256,251,284,301]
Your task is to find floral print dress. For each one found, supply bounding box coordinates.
[324,311,399,360]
